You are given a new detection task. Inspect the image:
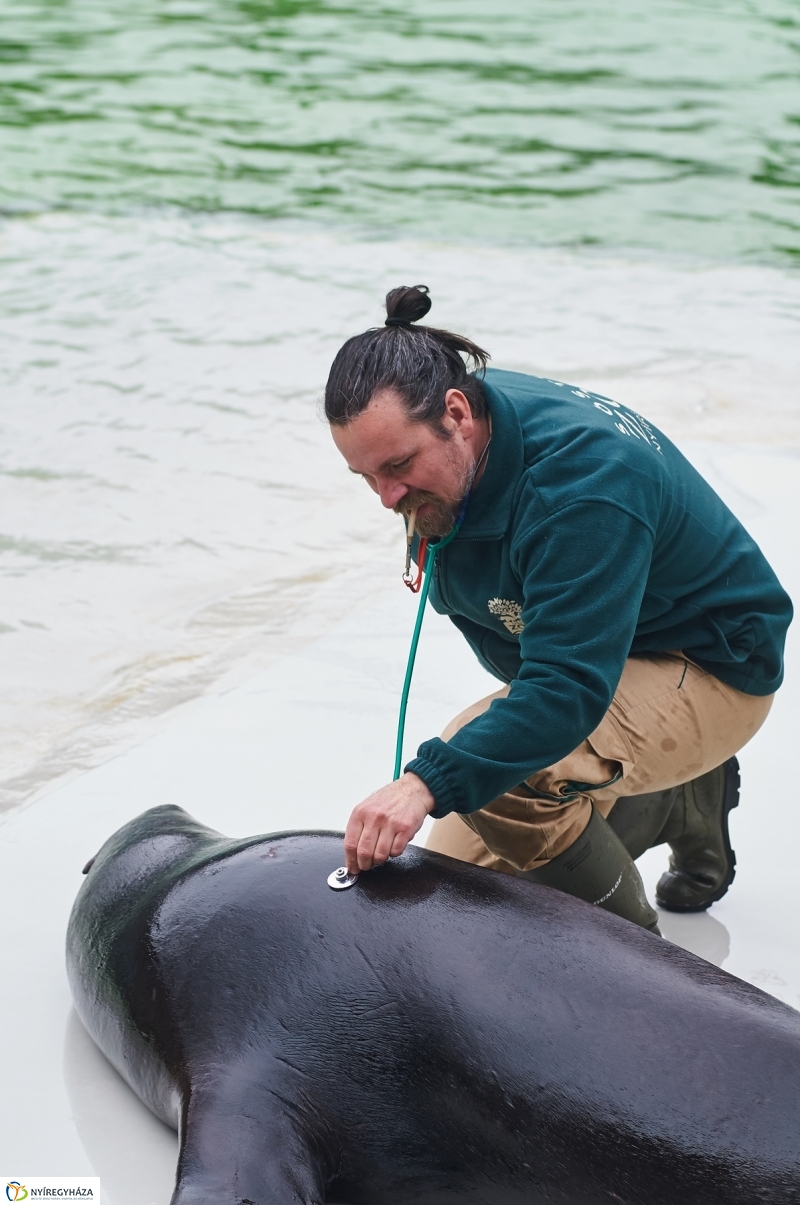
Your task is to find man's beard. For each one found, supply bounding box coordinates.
[393,450,475,538]
[394,489,460,538]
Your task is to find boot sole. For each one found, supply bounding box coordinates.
[656,756,740,913]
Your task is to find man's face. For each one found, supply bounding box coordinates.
[330,389,477,538]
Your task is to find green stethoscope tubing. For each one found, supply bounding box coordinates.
[391,422,491,782]
[392,525,460,781]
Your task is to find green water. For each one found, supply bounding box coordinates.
[1,0,798,262]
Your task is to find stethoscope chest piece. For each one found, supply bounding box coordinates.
[328,866,359,890]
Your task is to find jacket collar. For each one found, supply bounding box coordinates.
[454,376,524,541]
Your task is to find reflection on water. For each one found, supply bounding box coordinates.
[636,843,735,966]
[657,908,731,967]
[63,1010,177,1205]
[1,0,798,262]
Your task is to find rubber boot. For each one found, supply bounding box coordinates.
[605,787,679,861]
[654,757,740,912]
[521,807,661,934]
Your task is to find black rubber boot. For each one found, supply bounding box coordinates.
[521,807,661,934]
[606,787,679,861]
[654,757,740,913]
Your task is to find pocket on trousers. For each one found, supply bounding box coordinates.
[585,710,635,783]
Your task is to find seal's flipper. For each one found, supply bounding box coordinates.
[170,1079,332,1205]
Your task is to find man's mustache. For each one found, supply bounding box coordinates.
[393,489,463,538]
[393,490,443,518]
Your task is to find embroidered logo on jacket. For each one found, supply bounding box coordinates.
[488,598,525,635]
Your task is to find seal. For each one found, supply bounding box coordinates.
[67,805,800,1205]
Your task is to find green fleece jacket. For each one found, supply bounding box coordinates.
[405,369,792,820]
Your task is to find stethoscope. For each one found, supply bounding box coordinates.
[328,427,492,890]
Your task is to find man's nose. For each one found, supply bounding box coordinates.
[376,478,408,510]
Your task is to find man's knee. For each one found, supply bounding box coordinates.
[440,686,509,743]
[465,791,593,873]
[425,812,517,875]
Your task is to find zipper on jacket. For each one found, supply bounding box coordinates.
[433,551,451,610]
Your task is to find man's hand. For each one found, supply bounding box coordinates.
[344,773,436,874]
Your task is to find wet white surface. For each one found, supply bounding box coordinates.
[0,440,797,1203]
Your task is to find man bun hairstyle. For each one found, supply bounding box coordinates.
[325,285,489,432]
[383,284,433,325]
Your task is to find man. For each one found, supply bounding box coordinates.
[325,285,791,931]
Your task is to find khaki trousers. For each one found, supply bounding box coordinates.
[426,653,773,874]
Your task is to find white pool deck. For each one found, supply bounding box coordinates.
[1,441,798,1204]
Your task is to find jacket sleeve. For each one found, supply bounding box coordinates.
[405,500,654,818]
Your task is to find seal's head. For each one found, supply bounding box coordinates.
[68,805,223,1132]
[80,804,222,878]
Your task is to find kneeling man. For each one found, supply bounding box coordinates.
[325,285,792,932]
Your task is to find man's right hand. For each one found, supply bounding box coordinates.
[343,772,436,873]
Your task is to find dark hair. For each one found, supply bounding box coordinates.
[324,285,489,433]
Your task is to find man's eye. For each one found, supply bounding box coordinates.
[390,458,411,471]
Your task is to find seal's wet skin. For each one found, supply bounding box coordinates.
[68,806,800,1205]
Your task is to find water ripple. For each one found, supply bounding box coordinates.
[0,0,798,261]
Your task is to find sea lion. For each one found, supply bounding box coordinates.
[67,805,800,1205]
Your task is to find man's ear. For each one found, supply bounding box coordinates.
[443,389,475,435]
